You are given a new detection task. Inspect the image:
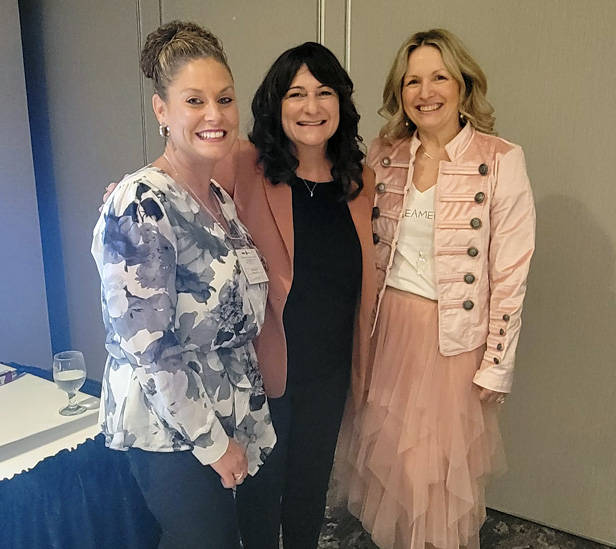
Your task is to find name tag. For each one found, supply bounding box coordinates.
[236,248,269,285]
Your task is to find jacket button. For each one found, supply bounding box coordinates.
[372,206,380,219]
[464,273,475,284]
[474,192,485,203]
[381,157,391,167]
[499,328,506,335]
[502,314,510,321]
[479,163,489,175]
[376,182,386,193]
[467,246,479,257]
[463,300,474,310]
[497,343,503,351]
[373,233,380,244]
[493,357,500,364]
[470,217,482,229]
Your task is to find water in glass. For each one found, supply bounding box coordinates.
[53,350,87,416]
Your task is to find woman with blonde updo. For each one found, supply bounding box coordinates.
[92,21,275,548]
[336,29,535,549]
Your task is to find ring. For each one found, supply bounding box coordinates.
[496,397,506,404]
[233,472,244,481]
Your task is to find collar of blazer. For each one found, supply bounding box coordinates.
[263,171,372,267]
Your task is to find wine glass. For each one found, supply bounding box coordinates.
[53,350,87,416]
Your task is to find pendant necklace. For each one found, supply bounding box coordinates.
[162,153,226,227]
[300,178,319,197]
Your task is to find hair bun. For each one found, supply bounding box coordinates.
[140,20,224,81]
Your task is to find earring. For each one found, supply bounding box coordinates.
[158,123,170,138]
[459,113,466,125]
[405,120,410,127]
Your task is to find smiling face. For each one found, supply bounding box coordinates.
[402,45,461,138]
[281,64,340,155]
[153,57,239,166]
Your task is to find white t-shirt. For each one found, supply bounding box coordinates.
[386,183,437,300]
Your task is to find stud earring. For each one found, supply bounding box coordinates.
[158,123,170,138]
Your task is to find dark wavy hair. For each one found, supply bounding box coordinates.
[249,42,364,200]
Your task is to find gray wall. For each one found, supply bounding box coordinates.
[4,0,616,544]
[0,0,52,366]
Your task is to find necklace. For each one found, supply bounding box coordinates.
[162,153,225,225]
[300,178,319,197]
[422,150,434,160]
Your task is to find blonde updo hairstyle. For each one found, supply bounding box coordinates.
[140,20,231,99]
[379,28,495,141]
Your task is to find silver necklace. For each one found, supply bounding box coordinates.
[422,150,435,160]
[162,153,224,226]
[300,178,319,197]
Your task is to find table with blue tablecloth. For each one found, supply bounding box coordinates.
[0,362,161,549]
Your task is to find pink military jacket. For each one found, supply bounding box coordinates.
[369,124,535,393]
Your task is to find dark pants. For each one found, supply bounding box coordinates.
[127,448,241,549]
[236,367,350,549]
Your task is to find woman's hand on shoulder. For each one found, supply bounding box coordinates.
[99,182,119,211]
[210,437,249,489]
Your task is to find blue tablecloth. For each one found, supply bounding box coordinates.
[0,362,161,548]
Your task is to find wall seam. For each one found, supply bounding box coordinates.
[317,0,325,44]
[136,0,147,165]
[344,0,352,72]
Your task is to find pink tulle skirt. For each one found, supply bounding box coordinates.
[335,288,505,549]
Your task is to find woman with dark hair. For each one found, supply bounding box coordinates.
[335,29,535,549]
[249,42,365,200]
[226,42,376,549]
[103,40,376,549]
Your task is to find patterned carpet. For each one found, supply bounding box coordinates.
[316,506,612,549]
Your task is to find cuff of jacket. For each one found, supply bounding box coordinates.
[191,421,230,466]
[473,358,513,393]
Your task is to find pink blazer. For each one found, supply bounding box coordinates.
[214,139,377,408]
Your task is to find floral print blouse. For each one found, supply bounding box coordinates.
[91,166,276,475]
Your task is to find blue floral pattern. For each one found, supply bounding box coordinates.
[92,166,275,474]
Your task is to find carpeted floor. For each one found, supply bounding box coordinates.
[316,506,612,549]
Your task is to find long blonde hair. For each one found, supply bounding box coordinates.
[379,29,495,141]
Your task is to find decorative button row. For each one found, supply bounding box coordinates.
[493,312,510,364]
[379,157,488,174]
[372,206,380,219]
[376,182,386,193]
